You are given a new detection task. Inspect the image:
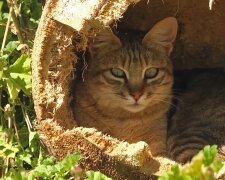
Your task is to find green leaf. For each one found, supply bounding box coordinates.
[20,0,42,28]
[30,0,42,22]
[86,171,112,180]
[0,26,5,40]
[171,164,180,177]
[18,151,32,165]
[203,145,217,166]
[3,149,14,156]
[0,144,5,150]
[29,164,51,178]
[0,54,9,62]
[9,72,32,95]
[5,78,20,100]
[2,145,19,158]
[158,173,170,180]
[60,152,80,170]
[0,1,3,23]
[5,168,28,180]
[211,160,223,172]
[158,145,223,180]
[0,1,3,12]
[29,164,59,179]
[0,57,7,70]
[29,131,38,145]
[4,41,20,54]
[8,54,31,74]
[45,165,57,177]
[18,126,29,148]
[4,54,32,97]
[29,131,39,153]
[54,163,63,172]
[2,54,31,99]
[28,153,81,179]
[2,12,9,20]
[40,156,55,166]
[0,70,2,77]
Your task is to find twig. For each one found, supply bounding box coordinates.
[5,112,12,175]
[21,103,33,132]
[13,115,24,150]
[1,6,12,52]
[5,158,10,175]
[7,0,24,44]
[0,22,7,26]
[0,22,34,41]
[216,162,225,179]
[0,90,3,126]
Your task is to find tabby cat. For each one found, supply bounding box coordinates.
[167,70,225,163]
[74,17,178,156]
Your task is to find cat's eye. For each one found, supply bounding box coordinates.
[111,68,126,78]
[145,68,159,79]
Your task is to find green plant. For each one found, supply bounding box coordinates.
[86,171,112,180]
[159,145,224,180]
[0,2,112,179]
[0,0,41,178]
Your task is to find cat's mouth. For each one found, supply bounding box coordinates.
[124,103,145,113]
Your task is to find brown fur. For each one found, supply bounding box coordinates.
[74,17,177,156]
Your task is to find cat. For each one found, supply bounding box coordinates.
[74,17,178,157]
[167,69,225,163]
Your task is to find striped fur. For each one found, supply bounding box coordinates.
[74,17,177,156]
[167,71,225,163]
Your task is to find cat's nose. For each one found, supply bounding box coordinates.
[130,92,143,101]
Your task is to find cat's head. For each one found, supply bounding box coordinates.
[85,17,178,113]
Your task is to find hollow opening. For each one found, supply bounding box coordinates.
[70,0,225,162]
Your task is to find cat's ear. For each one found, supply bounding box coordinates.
[142,17,178,56]
[89,28,122,57]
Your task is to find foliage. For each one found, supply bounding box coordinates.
[86,171,112,180]
[0,1,112,179]
[159,145,224,180]
[0,0,40,178]
[1,128,110,179]
[28,153,80,179]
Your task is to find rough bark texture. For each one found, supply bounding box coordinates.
[32,0,225,179]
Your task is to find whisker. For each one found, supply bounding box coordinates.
[115,96,127,100]
[114,92,128,100]
[172,89,185,94]
[150,98,179,109]
[149,93,183,103]
[172,96,183,103]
